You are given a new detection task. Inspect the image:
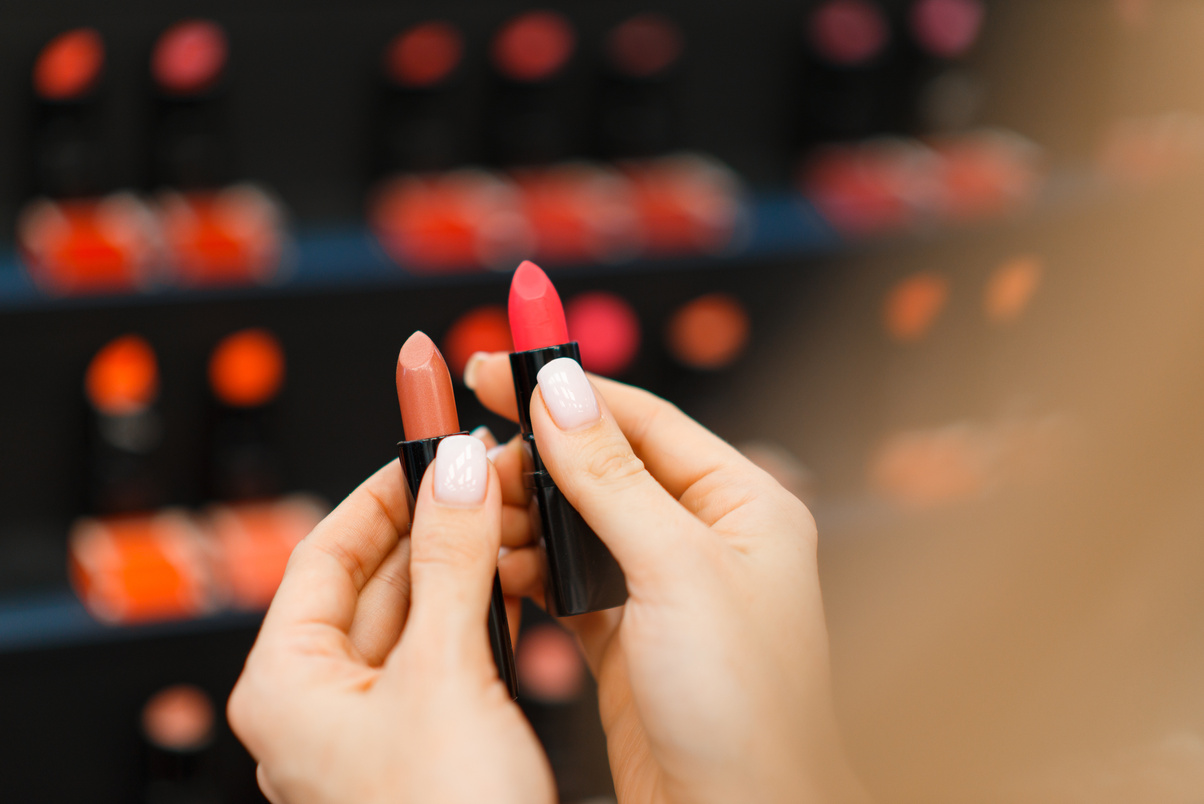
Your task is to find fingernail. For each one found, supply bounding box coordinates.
[471,425,496,447]
[486,444,505,464]
[537,358,599,430]
[463,352,489,390]
[434,435,488,506]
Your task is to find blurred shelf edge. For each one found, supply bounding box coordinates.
[0,587,263,656]
[0,174,1111,315]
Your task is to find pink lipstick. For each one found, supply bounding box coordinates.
[507,261,627,616]
[397,332,518,698]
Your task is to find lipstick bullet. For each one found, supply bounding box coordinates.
[507,261,628,616]
[396,331,518,698]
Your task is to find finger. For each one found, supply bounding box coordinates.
[530,358,707,590]
[501,504,533,548]
[487,435,528,507]
[574,377,771,526]
[347,535,412,665]
[257,764,286,804]
[498,546,544,601]
[471,425,498,450]
[470,349,785,525]
[259,460,409,647]
[390,435,502,670]
[464,351,519,422]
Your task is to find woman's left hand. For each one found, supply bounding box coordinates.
[227,437,555,804]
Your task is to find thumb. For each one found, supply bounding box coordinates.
[530,358,707,591]
[392,435,501,671]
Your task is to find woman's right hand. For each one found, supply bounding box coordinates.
[466,353,869,804]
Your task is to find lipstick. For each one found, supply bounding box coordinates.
[84,334,166,514]
[31,28,107,198]
[149,19,232,189]
[396,331,518,698]
[487,11,577,165]
[507,261,628,616]
[379,21,468,173]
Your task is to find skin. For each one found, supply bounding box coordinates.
[470,352,871,804]
[226,458,555,804]
[228,354,868,803]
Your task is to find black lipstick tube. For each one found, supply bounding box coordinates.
[510,341,628,616]
[398,434,518,699]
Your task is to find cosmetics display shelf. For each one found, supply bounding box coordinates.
[0,586,262,656]
[0,192,834,313]
[0,170,1116,315]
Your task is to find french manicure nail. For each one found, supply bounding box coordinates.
[434,435,487,506]
[537,358,599,430]
[463,352,489,390]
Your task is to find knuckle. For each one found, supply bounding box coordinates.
[582,437,647,489]
[309,535,371,588]
[411,525,482,573]
[374,558,412,600]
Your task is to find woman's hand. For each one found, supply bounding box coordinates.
[227,436,555,804]
[466,353,869,804]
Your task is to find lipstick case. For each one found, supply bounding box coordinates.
[510,341,628,616]
[398,434,518,699]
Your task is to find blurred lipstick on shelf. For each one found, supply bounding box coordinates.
[395,331,518,698]
[31,28,107,199]
[903,0,987,134]
[141,683,223,804]
[157,183,287,288]
[203,328,323,611]
[379,20,467,172]
[207,494,324,611]
[69,509,214,624]
[22,29,163,296]
[83,335,167,515]
[487,10,577,165]
[597,13,684,158]
[205,328,286,501]
[149,22,288,289]
[70,335,213,624]
[370,169,533,272]
[149,19,231,189]
[798,0,893,145]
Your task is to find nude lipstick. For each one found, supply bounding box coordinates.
[507,261,628,616]
[396,331,518,698]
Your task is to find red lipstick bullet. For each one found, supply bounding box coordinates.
[507,261,628,616]
[396,331,518,698]
[508,259,570,352]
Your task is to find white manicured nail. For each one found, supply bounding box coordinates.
[434,435,487,506]
[537,358,599,430]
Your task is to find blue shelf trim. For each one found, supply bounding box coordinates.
[0,590,262,654]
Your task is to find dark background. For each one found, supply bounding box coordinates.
[3,1,1204,802]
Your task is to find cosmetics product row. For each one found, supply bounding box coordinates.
[7,0,1007,301]
[22,1,987,187]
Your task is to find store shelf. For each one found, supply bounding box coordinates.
[0,588,263,655]
[0,193,842,313]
